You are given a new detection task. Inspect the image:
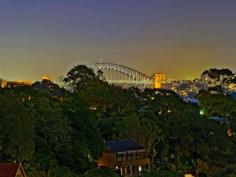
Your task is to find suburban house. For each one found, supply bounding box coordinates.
[0,163,26,177]
[97,140,150,177]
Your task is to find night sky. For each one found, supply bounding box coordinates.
[0,0,236,81]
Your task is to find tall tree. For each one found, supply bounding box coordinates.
[0,94,35,162]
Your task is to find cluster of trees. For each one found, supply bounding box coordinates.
[201,68,236,84]
[0,65,236,177]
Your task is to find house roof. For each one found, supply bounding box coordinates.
[106,140,144,153]
[0,163,23,177]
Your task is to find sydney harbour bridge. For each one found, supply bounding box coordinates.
[86,62,162,88]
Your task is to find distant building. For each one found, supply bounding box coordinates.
[154,73,165,89]
[161,81,173,90]
[97,140,150,177]
[0,80,32,88]
[0,163,27,177]
[0,80,7,88]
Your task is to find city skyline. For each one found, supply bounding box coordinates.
[1,0,236,81]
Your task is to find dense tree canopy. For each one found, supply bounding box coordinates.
[0,94,34,162]
[196,89,236,117]
[202,68,233,81]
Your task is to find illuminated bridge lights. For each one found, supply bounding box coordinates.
[86,62,164,88]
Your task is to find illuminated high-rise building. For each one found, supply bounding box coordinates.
[154,73,165,89]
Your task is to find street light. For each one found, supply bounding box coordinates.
[200,110,204,116]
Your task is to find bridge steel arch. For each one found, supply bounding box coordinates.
[86,62,154,87]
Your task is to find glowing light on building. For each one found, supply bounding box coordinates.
[0,80,7,88]
[138,166,142,172]
[0,80,32,88]
[154,73,165,89]
[41,75,51,81]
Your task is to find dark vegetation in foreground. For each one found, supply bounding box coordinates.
[0,65,236,177]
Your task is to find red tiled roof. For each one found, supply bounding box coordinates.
[0,163,19,177]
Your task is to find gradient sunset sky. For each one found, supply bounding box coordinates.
[0,0,236,81]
